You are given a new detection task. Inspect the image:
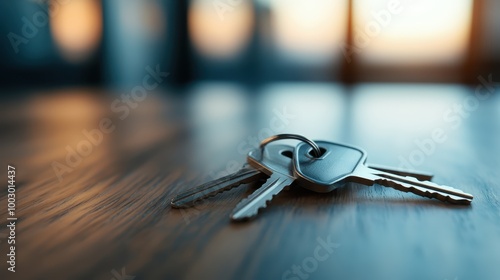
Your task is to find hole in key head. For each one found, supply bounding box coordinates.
[281,150,293,158]
[308,147,326,157]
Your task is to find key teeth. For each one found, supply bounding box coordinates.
[170,166,264,209]
[404,176,471,195]
[171,182,245,208]
[231,192,276,221]
[231,179,290,221]
[231,194,278,221]
[376,177,473,205]
[422,189,472,205]
[405,184,471,205]
[404,176,474,202]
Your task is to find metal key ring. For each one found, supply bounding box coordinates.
[260,134,322,157]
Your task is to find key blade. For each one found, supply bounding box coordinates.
[231,173,293,221]
[374,176,473,204]
[171,166,265,208]
[366,163,433,181]
[362,168,473,204]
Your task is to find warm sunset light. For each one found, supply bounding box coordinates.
[50,0,103,62]
[189,0,254,59]
[353,0,473,65]
[270,0,348,64]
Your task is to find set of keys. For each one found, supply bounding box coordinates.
[171,134,473,221]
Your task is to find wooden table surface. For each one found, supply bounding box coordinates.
[0,83,499,280]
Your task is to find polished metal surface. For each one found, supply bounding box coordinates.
[294,140,473,203]
[171,164,265,208]
[231,144,295,221]
[260,133,321,157]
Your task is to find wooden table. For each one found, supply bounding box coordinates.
[1,83,499,280]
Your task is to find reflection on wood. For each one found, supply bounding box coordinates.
[0,85,498,280]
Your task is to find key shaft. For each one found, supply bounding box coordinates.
[231,173,293,221]
[366,163,433,181]
[230,144,296,221]
[356,167,473,204]
[171,165,265,208]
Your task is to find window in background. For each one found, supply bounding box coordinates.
[187,0,256,82]
[353,0,473,65]
[269,0,348,66]
[0,1,104,86]
[256,0,349,81]
[185,0,484,83]
[189,0,254,60]
[50,0,103,63]
[103,0,169,87]
[481,0,500,72]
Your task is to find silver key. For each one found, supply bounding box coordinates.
[171,164,266,208]
[293,141,473,204]
[231,144,295,221]
[172,150,433,209]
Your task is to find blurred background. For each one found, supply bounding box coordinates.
[2,0,500,178]
[0,0,499,90]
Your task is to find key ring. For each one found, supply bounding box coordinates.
[260,134,322,157]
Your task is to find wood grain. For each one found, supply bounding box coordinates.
[0,84,499,280]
